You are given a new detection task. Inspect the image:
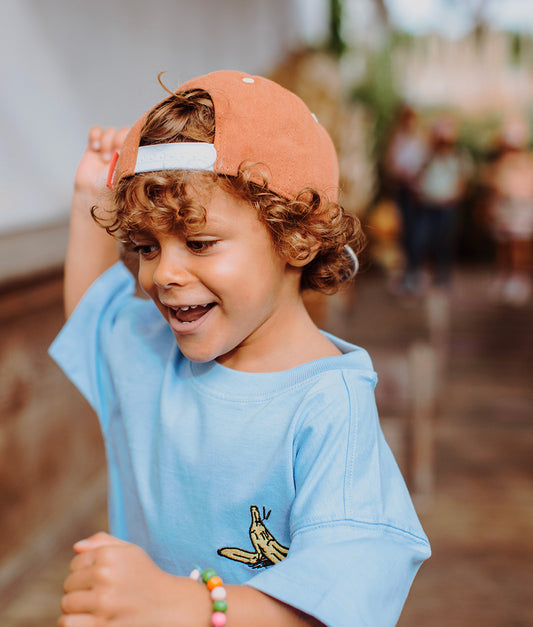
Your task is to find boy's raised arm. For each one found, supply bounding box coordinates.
[64,126,129,318]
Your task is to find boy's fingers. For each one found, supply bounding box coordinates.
[70,550,95,572]
[57,614,95,627]
[63,568,93,593]
[86,125,128,164]
[100,128,118,162]
[61,589,96,615]
[87,126,103,152]
[74,531,128,553]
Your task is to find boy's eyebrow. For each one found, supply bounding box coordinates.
[193,212,230,230]
[128,230,153,240]
[126,229,167,243]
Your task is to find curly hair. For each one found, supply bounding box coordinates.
[95,88,365,293]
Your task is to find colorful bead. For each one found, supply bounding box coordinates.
[213,599,228,613]
[202,568,217,583]
[188,568,201,581]
[211,586,227,601]
[194,567,228,625]
[211,611,227,626]
[207,575,223,590]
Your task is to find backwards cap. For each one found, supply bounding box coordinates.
[108,70,339,202]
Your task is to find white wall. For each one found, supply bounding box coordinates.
[0,0,317,279]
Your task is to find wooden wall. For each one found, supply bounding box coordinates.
[0,271,106,590]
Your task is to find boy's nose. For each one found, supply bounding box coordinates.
[153,249,193,288]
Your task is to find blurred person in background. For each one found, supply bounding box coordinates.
[407,115,473,294]
[483,118,533,306]
[383,104,428,293]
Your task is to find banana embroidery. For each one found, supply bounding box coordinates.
[218,505,289,568]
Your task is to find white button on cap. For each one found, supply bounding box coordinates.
[242,77,255,83]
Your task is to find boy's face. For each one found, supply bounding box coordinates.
[134,184,302,370]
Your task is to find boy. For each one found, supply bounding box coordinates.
[52,70,430,626]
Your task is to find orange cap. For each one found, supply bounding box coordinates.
[109,70,339,202]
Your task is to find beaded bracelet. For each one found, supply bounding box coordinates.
[189,566,228,626]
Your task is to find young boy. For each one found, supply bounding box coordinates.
[51,70,430,627]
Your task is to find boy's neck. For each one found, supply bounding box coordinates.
[216,299,341,373]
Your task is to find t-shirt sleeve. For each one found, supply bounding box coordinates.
[48,262,136,425]
[246,371,431,627]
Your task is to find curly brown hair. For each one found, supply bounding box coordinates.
[95,88,365,293]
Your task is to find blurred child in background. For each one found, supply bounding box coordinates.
[409,115,473,293]
[484,118,533,306]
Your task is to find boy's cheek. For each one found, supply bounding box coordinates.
[137,266,155,296]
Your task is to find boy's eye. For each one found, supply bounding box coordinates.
[186,240,217,253]
[132,243,159,258]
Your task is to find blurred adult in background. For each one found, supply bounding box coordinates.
[483,118,533,306]
[408,115,473,293]
[383,105,428,292]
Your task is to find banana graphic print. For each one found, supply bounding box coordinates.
[218,505,289,568]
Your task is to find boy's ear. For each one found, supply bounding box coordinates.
[286,243,320,268]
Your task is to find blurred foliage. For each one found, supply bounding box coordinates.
[348,39,401,160]
[509,31,522,65]
[347,27,533,168]
[457,112,505,161]
[326,0,348,57]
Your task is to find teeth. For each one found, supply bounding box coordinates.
[170,303,212,312]
[177,304,209,311]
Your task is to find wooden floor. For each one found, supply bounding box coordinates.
[1,264,532,626]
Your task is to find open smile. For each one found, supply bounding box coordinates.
[166,302,216,333]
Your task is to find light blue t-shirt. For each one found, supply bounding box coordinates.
[49,262,430,627]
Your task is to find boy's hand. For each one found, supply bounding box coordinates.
[58,532,211,626]
[75,126,129,194]
[58,533,323,627]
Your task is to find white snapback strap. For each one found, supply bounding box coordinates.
[343,244,359,281]
[134,143,217,174]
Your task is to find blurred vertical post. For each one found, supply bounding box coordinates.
[409,341,437,501]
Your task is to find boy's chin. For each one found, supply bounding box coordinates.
[177,346,218,364]
[173,336,229,365]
